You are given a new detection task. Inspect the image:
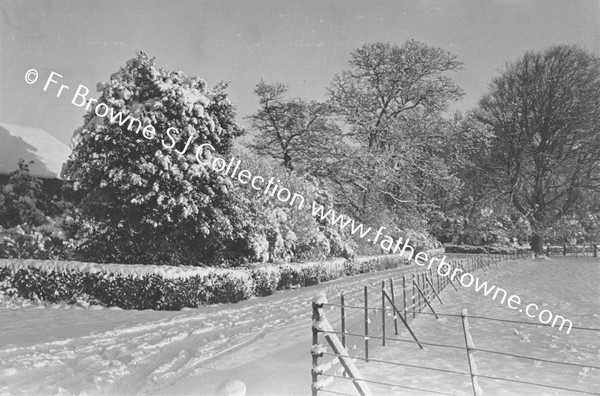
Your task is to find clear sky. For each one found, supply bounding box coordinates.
[1,0,598,145]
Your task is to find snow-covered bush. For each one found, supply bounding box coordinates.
[0,160,60,228]
[62,52,267,266]
[0,251,428,309]
[12,267,84,303]
[0,213,82,260]
[276,264,302,290]
[0,160,81,260]
[234,153,358,263]
[1,262,256,309]
[0,225,52,259]
[252,267,281,296]
[207,272,255,303]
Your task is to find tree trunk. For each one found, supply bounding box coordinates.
[283,152,293,170]
[531,233,544,256]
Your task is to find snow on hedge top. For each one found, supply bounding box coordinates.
[0,250,443,281]
[0,259,246,280]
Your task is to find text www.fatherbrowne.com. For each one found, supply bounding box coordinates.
[30,69,573,334]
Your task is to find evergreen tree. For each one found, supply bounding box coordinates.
[63,53,260,266]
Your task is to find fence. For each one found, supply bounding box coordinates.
[311,251,600,396]
[545,244,599,257]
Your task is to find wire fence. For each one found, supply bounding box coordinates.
[311,251,600,396]
[545,244,599,257]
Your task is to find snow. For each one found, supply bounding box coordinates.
[312,293,328,305]
[0,122,71,179]
[0,259,246,280]
[0,257,597,396]
[0,262,423,395]
[327,257,600,396]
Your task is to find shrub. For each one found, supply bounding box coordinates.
[276,264,301,290]
[62,52,270,267]
[445,244,514,254]
[0,264,257,310]
[252,268,281,297]
[11,267,82,303]
[0,160,62,228]
[0,218,81,260]
[0,250,439,310]
[235,153,359,264]
[207,272,255,304]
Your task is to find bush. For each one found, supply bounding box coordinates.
[276,264,301,290]
[207,272,255,303]
[0,160,63,228]
[235,153,359,264]
[0,218,80,260]
[1,264,257,310]
[62,52,269,267]
[444,244,513,254]
[0,251,439,310]
[252,268,281,297]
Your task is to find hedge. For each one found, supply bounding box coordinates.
[0,252,439,310]
[444,244,515,254]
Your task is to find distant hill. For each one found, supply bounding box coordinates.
[0,122,71,179]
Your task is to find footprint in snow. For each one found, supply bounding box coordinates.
[512,328,530,343]
[578,367,590,377]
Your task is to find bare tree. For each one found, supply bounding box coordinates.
[247,81,335,170]
[325,41,465,223]
[328,40,463,150]
[478,45,600,254]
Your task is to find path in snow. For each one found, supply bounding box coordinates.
[2,257,597,396]
[0,262,429,396]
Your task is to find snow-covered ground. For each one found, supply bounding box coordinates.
[0,257,598,396]
[327,257,600,396]
[0,263,423,396]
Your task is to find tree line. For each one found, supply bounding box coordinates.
[1,41,598,265]
[248,41,600,255]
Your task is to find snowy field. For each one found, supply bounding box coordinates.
[0,262,425,396]
[328,257,600,396]
[0,257,598,396]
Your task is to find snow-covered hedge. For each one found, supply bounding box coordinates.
[0,253,432,310]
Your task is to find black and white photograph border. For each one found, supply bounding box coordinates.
[0,1,599,395]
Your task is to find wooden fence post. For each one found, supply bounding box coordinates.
[425,275,443,304]
[340,293,346,350]
[341,292,347,379]
[415,273,420,313]
[312,294,372,396]
[382,290,423,349]
[421,273,426,310]
[412,273,416,318]
[594,244,598,258]
[381,281,386,346]
[421,273,426,311]
[461,309,482,396]
[312,301,320,396]
[364,285,369,362]
[563,244,567,256]
[402,275,407,322]
[390,278,398,335]
[413,281,439,319]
